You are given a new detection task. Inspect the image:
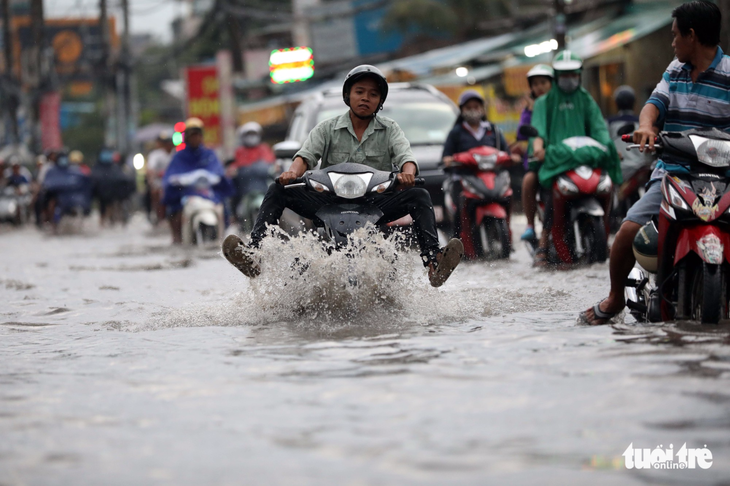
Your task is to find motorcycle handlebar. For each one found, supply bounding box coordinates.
[277,175,425,188]
[621,134,659,144]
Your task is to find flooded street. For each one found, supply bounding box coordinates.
[2,216,729,485]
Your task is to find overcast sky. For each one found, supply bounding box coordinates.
[46,0,181,42]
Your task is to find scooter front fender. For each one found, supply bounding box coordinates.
[674,225,730,265]
[475,203,507,225]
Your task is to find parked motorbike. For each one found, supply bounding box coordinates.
[624,128,730,325]
[234,161,274,233]
[0,184,31,225]
[168,169,225,246]
[443,145,513,259]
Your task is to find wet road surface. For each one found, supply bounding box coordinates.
[2,215,729,485]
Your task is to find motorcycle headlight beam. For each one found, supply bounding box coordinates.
[690,136,730,168]
[329,173,372,199]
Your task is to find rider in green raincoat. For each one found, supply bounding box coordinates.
[530,51,622,188]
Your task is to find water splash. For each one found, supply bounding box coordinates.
[142,227,483,333]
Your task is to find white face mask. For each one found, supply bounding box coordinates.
[242,134,261,147]
[558,77,580,94]
[462,109,483,124]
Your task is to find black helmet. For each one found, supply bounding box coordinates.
[614,85,636,111]
[342,65,389,111]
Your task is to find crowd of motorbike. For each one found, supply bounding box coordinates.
[0,147,136,232]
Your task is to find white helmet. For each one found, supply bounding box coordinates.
[527,64,554,81]
[237,122,263,138]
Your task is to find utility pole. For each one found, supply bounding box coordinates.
[554,0,566,50]
[99,0,116,148]
[118,0,131,155]
[226,7,244,74]
[30,0,44,152]
[2,0,18,142]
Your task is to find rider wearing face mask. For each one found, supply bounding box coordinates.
[231,122,275,171]
[442,90,519,238]
[528,51,622,265]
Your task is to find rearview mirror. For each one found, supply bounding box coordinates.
[617,123,635,137]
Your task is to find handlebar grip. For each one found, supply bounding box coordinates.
[621,134,633,143]
[275,176,305,185]
[415,178,425,186]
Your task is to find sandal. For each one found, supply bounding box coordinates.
[578,301,622,325]
[533,247,548,268]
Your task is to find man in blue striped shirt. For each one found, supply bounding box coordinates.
[583,0,730,325]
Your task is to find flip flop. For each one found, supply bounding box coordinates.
[579,301,620,325]
[222,234,261,278]
[429,238,464,288]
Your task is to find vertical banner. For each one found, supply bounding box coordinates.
[186,65,220,147]
[216,51,236,159]
[39,92,62,150]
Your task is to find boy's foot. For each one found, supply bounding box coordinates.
[222,234,260,278]
[428,238,464,288]
[521,226,536,241]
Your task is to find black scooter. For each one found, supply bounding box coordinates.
[280,162,424,247]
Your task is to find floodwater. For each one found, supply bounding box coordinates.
[1,215,729,485]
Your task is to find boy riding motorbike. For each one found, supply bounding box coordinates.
[222,64,464,287]
[529,50,622,266]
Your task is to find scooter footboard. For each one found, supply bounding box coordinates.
[674,226,730,265]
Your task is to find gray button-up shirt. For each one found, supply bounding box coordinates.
[294,112,418,174]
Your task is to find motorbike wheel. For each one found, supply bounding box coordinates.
[196,223,218,246]
[581,216,607,264]
[689,263,726,324]
[477,218,510,260]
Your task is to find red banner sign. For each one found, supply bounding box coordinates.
[40,92,62,150]
[186,65,220,147]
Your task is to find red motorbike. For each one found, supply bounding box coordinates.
[624,128,730,324]
[443,145,513,259]
[548,159,613,265]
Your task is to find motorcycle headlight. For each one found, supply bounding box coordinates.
[7,201,16,213]
[329,173,372,199]
[666,184,690,211]
[371,180,393,193]
[474,154,497,171]
[308,179,330,192]
[691,136,730,168]
[557,177,579,196]
[596,174,612,195]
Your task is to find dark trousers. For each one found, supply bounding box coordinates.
[251,183,440,260]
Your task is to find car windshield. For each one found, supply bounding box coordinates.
[316,101,456,145]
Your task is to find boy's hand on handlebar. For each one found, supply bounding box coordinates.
[397,172,416,188]
[633,126,657,152]
[277,171,299,185]
[533,148,545,162]
[442,156,454,167]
